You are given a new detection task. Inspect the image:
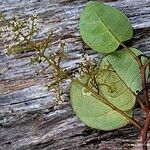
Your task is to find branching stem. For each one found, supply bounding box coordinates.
[141,110,150,150]
[120,43,150,149]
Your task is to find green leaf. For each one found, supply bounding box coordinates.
[70,59,136,130]
[79,1,133,53]
[96,58,136,111]
[106,48,149,93]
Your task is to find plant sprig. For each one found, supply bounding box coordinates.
[1,1,150,149]
[79,2,150,149]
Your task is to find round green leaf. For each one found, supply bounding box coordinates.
[79,1,133,53]
[70,60,135,130]
[106,48,149,93]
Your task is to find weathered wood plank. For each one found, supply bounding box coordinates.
[0,0,150,149]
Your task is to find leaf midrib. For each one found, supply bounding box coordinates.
[91,5,121,45]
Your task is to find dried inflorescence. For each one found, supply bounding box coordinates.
[76,54,100,93]
[0,13,99,105]
[0,13,39,54]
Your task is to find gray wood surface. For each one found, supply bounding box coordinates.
[0,0,150,149]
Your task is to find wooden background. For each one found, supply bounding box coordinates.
[0,0,150,149]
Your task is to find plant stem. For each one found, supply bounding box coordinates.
[137,97,146,111]
[73,79,142,130]
[141,110,150,150]
[141,67,149,113]
[140,65,150,150]
[143,59,150,70]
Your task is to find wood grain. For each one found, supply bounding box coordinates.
[0,0,150,149]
